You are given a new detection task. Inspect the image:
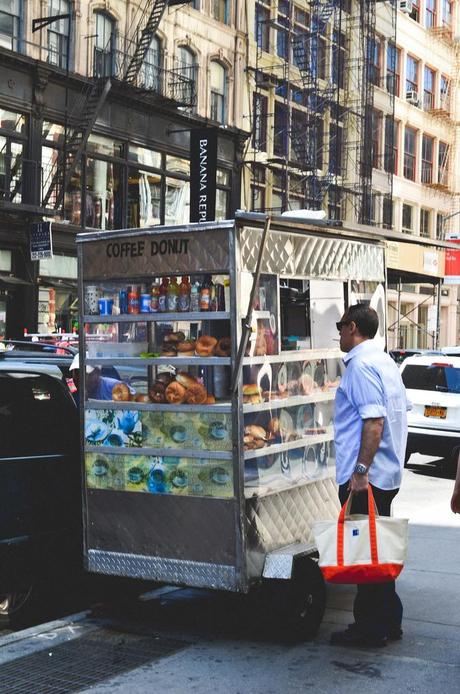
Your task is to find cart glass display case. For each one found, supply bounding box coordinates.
[77,213,385,593]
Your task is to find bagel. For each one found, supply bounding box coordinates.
[165,381,186,404]
[112,382,131,401]
[134,393,151,403]
[175,372,198,389]
[149,382,166,403]
[204,394,216,404]
[243,383,260,396]
[215,337,231,357]
[244,425,267,441]
[196,335,218,356]
[184,382,207,404]
[177,340,196,352]
[164,331,186,343]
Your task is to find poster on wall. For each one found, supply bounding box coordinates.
[444,234,460,285]
[30,221,53,261]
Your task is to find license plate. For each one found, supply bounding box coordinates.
[424,405,447,419]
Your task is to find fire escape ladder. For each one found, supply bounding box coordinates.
[123,0,169,84]
[43,78,112,210]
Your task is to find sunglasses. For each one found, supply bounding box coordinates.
[336,320,351,331]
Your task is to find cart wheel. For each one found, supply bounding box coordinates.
[0,586,34,627]
[261,555,326,642]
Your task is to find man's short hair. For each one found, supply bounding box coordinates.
[345,304,379,339]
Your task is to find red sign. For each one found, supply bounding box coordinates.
[444,234,460,284]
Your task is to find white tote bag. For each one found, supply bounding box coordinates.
[313,487,409,584]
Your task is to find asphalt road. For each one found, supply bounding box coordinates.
[1,453,459,693]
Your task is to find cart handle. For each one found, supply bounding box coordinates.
[231,215,272,394]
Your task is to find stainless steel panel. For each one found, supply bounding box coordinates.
[88,550,238,591]
[239,227,385,282]
[262,541,316,579]
[245,477,340,579]
[82,228,230,280]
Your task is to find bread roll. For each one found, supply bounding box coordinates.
[175,372,198,389]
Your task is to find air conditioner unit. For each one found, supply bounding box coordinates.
[399,0,413,13]
[406,90,419,105]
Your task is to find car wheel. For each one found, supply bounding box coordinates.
[0,586,34,627]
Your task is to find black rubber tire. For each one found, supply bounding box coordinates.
[260,555,326,642]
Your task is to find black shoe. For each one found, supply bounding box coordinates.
[387,627,403,641]
[330,627,387,648]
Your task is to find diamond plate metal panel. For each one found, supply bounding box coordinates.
[88,550,238,591]
[240,226,384,281]
[245,476,340,579]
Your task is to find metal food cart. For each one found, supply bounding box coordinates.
[77,212,386,637]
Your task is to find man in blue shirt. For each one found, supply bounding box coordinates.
[331,304,409,648]
[69,353,123,403]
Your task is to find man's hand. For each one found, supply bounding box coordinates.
[348,471,369,493]
[451,489,460,514]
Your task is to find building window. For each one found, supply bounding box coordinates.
[382,195,393,229]
[47,0,70,68]
[384,116,399,174]
[164,156,190,226]
[420,209,430,237]
[402,204,413,233]
[440,74,450,111]
[329,123,343,175]
[177,46,197,107]
[94,11,116,77]
[368,37,381,87]
[0,0,20,50]
[210,61,227,124]
[332,30,346,89]
[371,110,381,169]
[426,0,437,27]
[255,1,270,52]
[216,168,231,220]
[409,0,420,22]
[406,55,419,93]
[211,0,229,24]
[250,164,266,211]
[274,102,288,158]
[276,1,289,59]
[423,67,435,110]
[404,127,417,181]
[386,43,400,97]
[252,92,268,151]
[421,134,434,183]
[311,19,326,80]
[436,212,444,239]
[140,36,162,92]
[441,0,452,27]
[0,109,26,204]
[438,141,449,185]
[328,186,342,221]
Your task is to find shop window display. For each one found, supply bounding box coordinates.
[85,158,122,230]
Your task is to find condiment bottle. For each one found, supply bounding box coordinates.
[151,281,160,313]
[167,276,179,312]
[178,275,191,312]
[158,277,169,312]
[127,285,140,314]
[199,275,211,311]
[190,281,200,312]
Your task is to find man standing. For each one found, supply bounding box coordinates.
[331,304,409,648]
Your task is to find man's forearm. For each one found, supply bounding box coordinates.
[357,417,385,469]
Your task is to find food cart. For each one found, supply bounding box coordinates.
[77,212,386,638]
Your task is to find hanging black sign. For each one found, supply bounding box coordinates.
[190,128,217,223]
[30,221,53,261]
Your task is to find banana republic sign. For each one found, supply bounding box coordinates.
[190,128,217,223]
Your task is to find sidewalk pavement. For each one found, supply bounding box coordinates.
[1,466,459,693]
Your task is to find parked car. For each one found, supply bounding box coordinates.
[389,348,444,365]
[0,346,82,627]
[400,354,460,463]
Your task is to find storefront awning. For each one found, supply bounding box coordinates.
[0,272,32,286]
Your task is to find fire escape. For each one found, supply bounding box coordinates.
[43,0,192,212]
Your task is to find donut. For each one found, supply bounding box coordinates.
[164,331,186,343]
[149,382,166,403]
[175,372,198,389]
[177,340,196,352]
[215,337,231,357]
[112,382,131,401]
[184,383,207,404]
[165,381,186,404]
[205,394,216,404]
[134,393,151,403]
[196,335,218,356]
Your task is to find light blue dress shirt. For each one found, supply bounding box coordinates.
[334,340,409,490]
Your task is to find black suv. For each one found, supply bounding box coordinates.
[0,342,81,626]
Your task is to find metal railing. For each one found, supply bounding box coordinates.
[0,153,42,204]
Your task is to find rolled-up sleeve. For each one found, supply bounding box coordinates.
[346,362,387,420]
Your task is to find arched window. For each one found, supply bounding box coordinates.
[142,35,162,92]
[48,0,70,69]
[177,46,197,106]
[94,11,116,77]
[210,61,227,123]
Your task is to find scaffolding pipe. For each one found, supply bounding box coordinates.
[396,278,401,349]
[436,280,442,349]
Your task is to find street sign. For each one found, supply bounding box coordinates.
[30,221,53,261]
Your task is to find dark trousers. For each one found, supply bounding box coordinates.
[338,483,403,639]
